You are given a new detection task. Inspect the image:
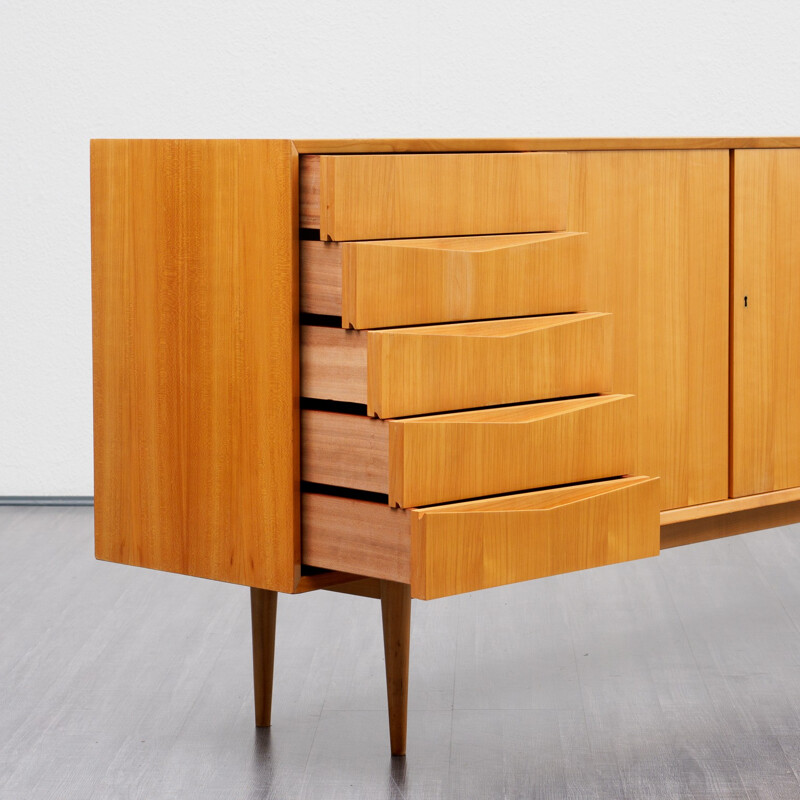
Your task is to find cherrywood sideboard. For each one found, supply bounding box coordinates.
[90,137,800,756]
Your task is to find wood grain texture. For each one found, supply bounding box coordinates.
[367,312,613,418]
[301,477,660,599]
[380,580,411,756]
[322,577,382,598]
[314,153,568,240]
[250,588,277,726]
[660,486,800,525]
[302,396,636,507]
[567,150,729,511]
[300,325,367,405]
[300,154,320,227]
[731,149,800,497]
[300,240,342,316]
[301,493,410,582]
[301,314,613,416]
[91,139,300,592]
[294,137,800,154]
[305,232,585,329]
[411,476,660,599]
[389,395,636,507]
[301,410,389,494]
[661,500,800,549]
[292,570,376,593]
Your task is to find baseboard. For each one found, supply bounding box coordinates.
[0,496,94,506]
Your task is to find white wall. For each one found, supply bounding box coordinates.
[2,0,800,496]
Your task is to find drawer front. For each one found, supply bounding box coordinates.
[411,476,660,599]
[367,312,612,418]
[302,395,636,508]
[301,232,588,328]
[301,313,613,417]
[301,477,661,599]
[389,395,635,507]
[308,153,568,241]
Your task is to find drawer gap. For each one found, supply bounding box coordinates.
[300,397,369,416]
[301,480,388,505]
[300,312,342,328]
[414,475,629,510]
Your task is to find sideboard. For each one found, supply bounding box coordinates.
[90,137,800,756]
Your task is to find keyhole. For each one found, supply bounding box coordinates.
[744,296,748,308]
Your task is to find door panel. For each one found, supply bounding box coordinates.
[731,149,800,496]
[567,150,729,510]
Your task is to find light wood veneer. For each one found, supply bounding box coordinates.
[301,312,613,418]
[300,232,588,328]
[302,395,636,508]
[302,476,660,600]
[731,149,800,497]
[91,139,301,592]
[307,153,568,240]
[295,137,800,154]
[567,150,729,511]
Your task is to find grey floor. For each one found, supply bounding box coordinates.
[3,510,800,799]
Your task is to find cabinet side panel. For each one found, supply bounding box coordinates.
[567,150,729,510]
[731,149,800,496]
[91,139,300,591]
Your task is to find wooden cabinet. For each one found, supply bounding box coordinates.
[91,137,800,757]
[731,149,800,497]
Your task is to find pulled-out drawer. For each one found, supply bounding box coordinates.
[302,477,660,599]
[300,153,568,240]
[301,312,613,418]
[301,232,588,329]
[302,395,636,508]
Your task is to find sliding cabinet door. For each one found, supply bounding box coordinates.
[568,151,729,510]
[731,149,800,497]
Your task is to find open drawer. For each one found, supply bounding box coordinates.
[301,312,613,418]
[302,476,661,599]
[300,232,588,329]
[300,152,568,240]
[302,395,637,507]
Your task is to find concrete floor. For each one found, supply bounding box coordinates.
[2,506,800,799]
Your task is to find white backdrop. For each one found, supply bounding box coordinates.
[2,0,800,496]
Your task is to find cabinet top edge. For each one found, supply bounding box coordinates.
[292,137,800,154]
[88,137,800,154]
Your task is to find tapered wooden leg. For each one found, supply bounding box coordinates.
[380,580,411,756]
[250,587,277,727]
